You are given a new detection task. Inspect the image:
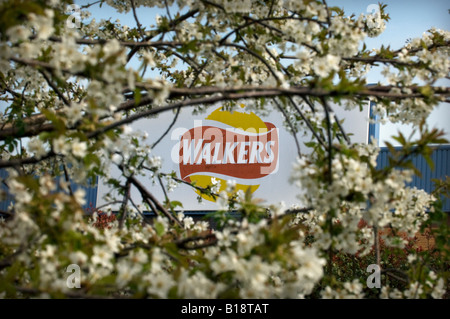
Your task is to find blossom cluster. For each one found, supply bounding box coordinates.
[0,0,448,299]
[291,140,434,254]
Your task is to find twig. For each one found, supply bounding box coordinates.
[322,98,350,144]
[62,162,74,197]
[130,0,145,39]
[284,207,314,215]
[381,268,409,284]
[272,98,302,158]
[175,233,217,250]
[40,70,70,106]
[321,97,333,185]
[121,168,182,227]
[157,173,171,211]
[129,196,153,226]
[288,96,327,148]
[157,171,219,201]
[118,178,131,230]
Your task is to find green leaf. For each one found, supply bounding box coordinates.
[155,222,165,236]
[392,132,406,146]
[304,141,317,148]
[384,141,396,156]
[134,88,142,106]
[424,155,434,171]
[177,40,199,54]
[419,85,433,98]
[170,200,183,209]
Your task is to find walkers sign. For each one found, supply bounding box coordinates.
[96,101,372,211]
[176,105,279,201]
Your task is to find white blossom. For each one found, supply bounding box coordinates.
[71,139,87,158]
[312,55,341,78]
[27,138,47,159]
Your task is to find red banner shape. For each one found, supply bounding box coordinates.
[179,123,279,182]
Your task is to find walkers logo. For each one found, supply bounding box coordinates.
[173,105,279,201]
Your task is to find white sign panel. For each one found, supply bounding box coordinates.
[97,101,371,211]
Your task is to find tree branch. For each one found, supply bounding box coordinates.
[130,0,145,39]
[121,168,182,227]
[175,233,217,250]
[321,97,334,185]
[272,98,302,158]
[118,178,131,230]
[40,70,70,106]
[0,83,449,146]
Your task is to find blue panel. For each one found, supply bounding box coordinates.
[376,145,450,212]
[368,101,380,145]
[0,169,15,213]
[70,177,98,212]
[0,169,98,214]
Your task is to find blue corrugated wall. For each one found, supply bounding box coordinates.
[0,169,97,213]
[368,101,380,144]
[376,145,450,212]
[0,168,15,212]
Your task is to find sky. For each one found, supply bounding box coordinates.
[81,0,449,146]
